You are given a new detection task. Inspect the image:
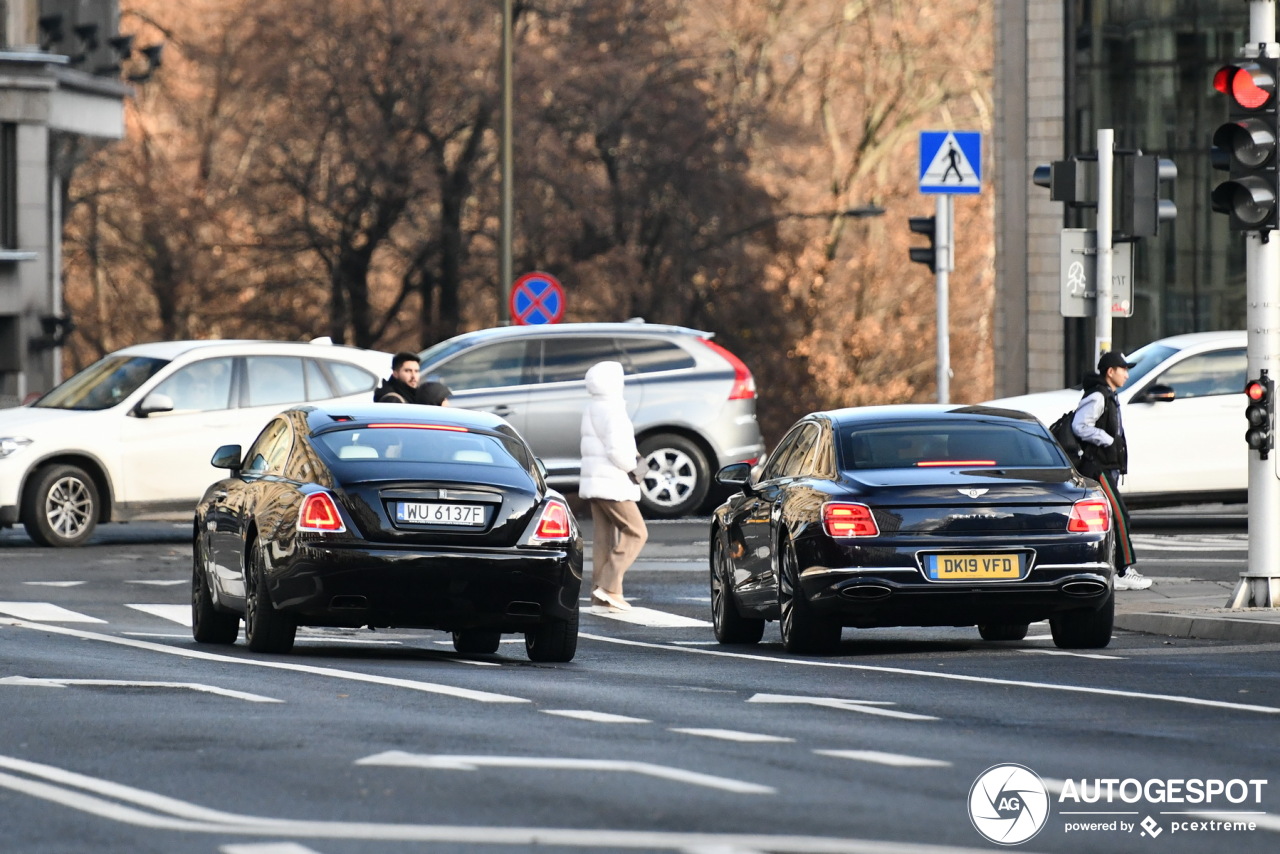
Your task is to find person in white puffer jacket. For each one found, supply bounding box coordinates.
[579,360,648,611]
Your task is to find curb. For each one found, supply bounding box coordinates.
[1115,611,1280,643]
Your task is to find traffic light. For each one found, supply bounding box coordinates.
[1245,371,1274,458]
[1211,57,1279,231]
[1116,154,1177,239]
[1032,159,1094,207]
[908,216,936,272]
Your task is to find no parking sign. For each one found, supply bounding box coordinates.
[509,272,565,325]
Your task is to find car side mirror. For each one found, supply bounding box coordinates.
[716,462,754,492]
[211,444,243,471]
[136,392,175,417]
[1133,384,1175,404]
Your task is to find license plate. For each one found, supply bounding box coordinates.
[396,502,486,526]
[925,553,1022,581]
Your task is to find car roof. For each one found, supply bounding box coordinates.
[820,404,1044,427]
[300,402,515,434]
[111,339,390,363]
[1139,329,1245,351]
[425,321,712,347]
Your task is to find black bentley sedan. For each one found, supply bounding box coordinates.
[709,405,1116,654]
[191,403,583,662]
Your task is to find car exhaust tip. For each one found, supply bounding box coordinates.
[839,584,894,600]
[506,601,542,616]
[1061,580,1107,596]
[329,595,369,609]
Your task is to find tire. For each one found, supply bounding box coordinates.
[778,539,841,654]
[978,622,1029,641]
[711,535,764,645]
[243,541,296,653]
[636,433,711,519]
[192,535,239,645]
[22,464,99,548]
[452,629,502,654]
[1050,591,1114,649]
[525,606,579,663]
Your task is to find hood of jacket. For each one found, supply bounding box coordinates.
[1080,371,1113,398]
[584,360,625,400]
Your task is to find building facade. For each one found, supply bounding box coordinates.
[995,0,1253,395]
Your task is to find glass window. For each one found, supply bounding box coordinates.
[33,355,169,411]
[1150,348,1247,399]
[304,359,333,401]
[316,427,535,473]
[244,419,290,475]
[838,422,1066,471]
[760,424,812,481]
[620,337,696,373]
[152,357,234,412]
[433,341,530,391]
[539,338,624,383]
[244,356,307,408]
[325,360,377,396]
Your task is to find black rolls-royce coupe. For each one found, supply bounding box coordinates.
[709,405,1115,653]
[192,403,582,662]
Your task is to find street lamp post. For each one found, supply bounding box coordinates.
[499,0,514,324]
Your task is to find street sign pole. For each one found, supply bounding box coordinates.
[936,194,952,404]
[1094,129,1114,364]
[1229,0,1280,608]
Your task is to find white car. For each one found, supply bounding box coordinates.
[0,339,392,546]
[985,330,1248,507]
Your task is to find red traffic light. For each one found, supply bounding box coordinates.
[1246,379,1269,401]
[1215,62,1276,110]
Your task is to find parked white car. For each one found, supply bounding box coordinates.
[984,330,1248,507]
[0,339,392,546]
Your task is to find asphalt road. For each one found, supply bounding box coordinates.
[0,516,1277,854]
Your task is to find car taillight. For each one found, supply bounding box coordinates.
[298,492,347,533]
[1067,499,1110,533]
[699,338,757,400]
[822,502,879,538]
[531,500,573,543]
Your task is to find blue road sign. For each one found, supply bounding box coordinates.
[509,272,565,325]
[919,131,982,194]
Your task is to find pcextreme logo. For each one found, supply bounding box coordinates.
[968,763,1051,845]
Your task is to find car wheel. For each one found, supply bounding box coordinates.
[1049,591,1114,649]
[21,464,99,548]
[711,535,764,645]
[778,538,841,654]
[191,536,239,645]
[452,629,502,654]
[243,541,296,654]
[978,622,1029,641]
[525,607,579,663]
[636,433,710,519]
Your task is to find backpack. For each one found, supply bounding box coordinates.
[1049,410,1082,458]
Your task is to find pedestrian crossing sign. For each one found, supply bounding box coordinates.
[919,131,982,195]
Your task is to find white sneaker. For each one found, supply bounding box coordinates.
[1115,568,1152,590]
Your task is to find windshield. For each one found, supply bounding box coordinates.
[33,355,169,411]
[837,421,1069,471]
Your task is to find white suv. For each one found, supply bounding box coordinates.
[0,339,392,546]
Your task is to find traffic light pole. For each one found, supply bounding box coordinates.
[1230,0,1280,609]
[1094,129,1115,363]
[936,194,952,404]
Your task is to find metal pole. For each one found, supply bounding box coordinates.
[1094,129,1114,365]
[1231,0,1280,608]
[936,194,951,404]
[499,0,514,325]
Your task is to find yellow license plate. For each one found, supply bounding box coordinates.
[926,553,1022,580]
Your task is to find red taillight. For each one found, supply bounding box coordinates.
[1067,499,1110,533]
[699,338,757,400]
[531,500,573,543]
[822,502,879,538]
[298,492,346,532]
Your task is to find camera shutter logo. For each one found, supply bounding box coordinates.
[969,763,1051,845]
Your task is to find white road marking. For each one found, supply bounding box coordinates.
[747,692,938,722]
[586,606,711,628]
[541,709,650,724]
[126,579,187,586]
[22,581,85,588]
[669,728,793,743]
[356,751,775,795]
[678,596,711,602]
[1018,649,1123,660]
[0,676,280,703]
[0,602,106,623]
[579,633,1280,715]
[814,750,951,768]
[127,604,192,626]
[1,619,528,704]
[221,844,325,854]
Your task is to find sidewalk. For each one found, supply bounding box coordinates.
[1113,577,1280,643]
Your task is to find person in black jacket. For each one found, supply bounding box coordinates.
[1072,350,1149,590]
[373,352,421,403]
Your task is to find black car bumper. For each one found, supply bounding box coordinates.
[268,542,583,632]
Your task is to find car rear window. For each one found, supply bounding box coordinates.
[316,426,535,471]
[837,422,1066,471]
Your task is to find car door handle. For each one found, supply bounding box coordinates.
[490,406,515,417]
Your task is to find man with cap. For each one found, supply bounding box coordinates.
[1072,350,1149,590]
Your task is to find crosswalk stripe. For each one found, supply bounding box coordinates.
[586,606,711,628]
[670,728,793,744]
[541,709,651,724]
[126,604,192,626]
[815,749,951,768]
[0,602,106,623]
[221,844,326,854]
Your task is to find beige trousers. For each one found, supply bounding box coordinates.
[588,499,648,595]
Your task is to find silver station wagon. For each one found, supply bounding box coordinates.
[418,322,766,517]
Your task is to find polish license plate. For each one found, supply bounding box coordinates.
[396,502,486,526]
[925,553,1022,581]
